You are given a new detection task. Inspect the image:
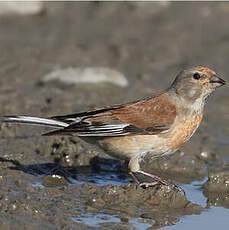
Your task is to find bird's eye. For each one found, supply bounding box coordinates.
[193,73,201,80]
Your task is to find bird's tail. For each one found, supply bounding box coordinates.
[0,115,68,128]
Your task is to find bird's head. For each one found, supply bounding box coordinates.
[170,66,225,103]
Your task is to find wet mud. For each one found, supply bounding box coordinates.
[0,2,229,229]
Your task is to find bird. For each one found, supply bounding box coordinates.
[0,66,226,192]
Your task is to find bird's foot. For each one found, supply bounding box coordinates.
[172,184,185,195]
[134,170,185,195]
[139,178,185,195]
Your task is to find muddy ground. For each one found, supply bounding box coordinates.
[0,2,229,230]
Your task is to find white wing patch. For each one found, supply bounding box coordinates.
[67,123,130,136]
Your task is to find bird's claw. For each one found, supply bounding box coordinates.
[139,181,185,195]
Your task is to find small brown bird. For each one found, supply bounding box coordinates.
[0,66,225,192]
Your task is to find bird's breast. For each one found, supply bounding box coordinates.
[166,112,203,151]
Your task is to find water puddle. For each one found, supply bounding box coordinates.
[71,176,229,229]
[26,165,229,229]
[72,213,153,229]
[165,207,229,230]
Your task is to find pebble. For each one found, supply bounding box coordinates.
[43,67,129,87]
[0,2,44,16]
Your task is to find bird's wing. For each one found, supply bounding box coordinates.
[43,94,176,137]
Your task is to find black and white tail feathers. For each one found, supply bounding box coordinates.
[0,115,68,128]
[0,114,131,137]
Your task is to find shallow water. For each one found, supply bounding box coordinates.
[74,176,229,229]
[28,169,229,229]
[166,207,229,230]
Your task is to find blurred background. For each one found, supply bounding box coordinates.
[0,2,229,230]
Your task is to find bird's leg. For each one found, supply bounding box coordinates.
[128,157,167,187]
[128,171,140,184]
[137,170,170,186]
[128,155,185,194]
[137,169,185,194]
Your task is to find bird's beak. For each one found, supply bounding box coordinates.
[210,75,226,87]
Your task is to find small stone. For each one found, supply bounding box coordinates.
[43,67,128,87]
[42,174,69,187]
[0,2,44,16]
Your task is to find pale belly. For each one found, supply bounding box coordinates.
[98,135,171,160]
